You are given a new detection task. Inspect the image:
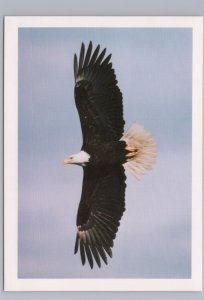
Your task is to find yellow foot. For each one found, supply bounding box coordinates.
[125,146,138,158]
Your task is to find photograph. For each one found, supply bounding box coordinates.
[4,16,202,291]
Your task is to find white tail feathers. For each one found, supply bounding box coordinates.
[121,123,157,180]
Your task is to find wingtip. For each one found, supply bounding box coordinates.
[73,53,78,80]
[101,53,112,66]
[80,240,86,265]
[74,233,79,254]
[81,258,86,266]
[81,42,85,51]
[74,53,77,63]
[90,264,94,269]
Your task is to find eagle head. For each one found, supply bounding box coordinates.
[63,150,90,166]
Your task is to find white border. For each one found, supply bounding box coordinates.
[4,16,203,292]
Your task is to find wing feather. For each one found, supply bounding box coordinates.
[95,48,106,65]
[83,41,93,68]
[89,44,100,66]
[88,228,97,245]
[101,53,112,66]
[94,217,116,240]
[90,245,101,268]
[74,42,125,144]
[74,232,79,254]
[74,166,126,268]
[84,244,94,268]
[95,244,108,265]
[73,54,78,81]
[78,42,85,73]
[95,214,117,234]
[85,230,92,245]
[80,240,86,265]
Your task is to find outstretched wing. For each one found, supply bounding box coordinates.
[74,41,125,145]
[74,166,126,268]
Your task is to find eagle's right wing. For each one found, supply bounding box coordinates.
[74,165,126,268]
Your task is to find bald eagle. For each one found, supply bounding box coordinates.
[64,42,156,268]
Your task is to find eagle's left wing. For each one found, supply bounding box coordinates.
[74,41,125,146]
[74,165,126,268]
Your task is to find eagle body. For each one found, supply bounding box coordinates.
[64,42,157,268]
[82,141,127,167]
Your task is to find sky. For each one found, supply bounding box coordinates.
[18,27,192,278]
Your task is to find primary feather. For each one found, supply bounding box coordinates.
[74,41,125,145]
[75,166,126,268]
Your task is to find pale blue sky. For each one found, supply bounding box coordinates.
[18,28,192,278]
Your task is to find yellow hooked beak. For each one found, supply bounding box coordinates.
[63,158,72,164]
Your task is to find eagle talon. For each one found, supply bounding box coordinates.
[126,146,138,158]
[126,152,137,158]
[125,146,136,152]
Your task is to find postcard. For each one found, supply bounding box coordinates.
[4,16,203,291]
